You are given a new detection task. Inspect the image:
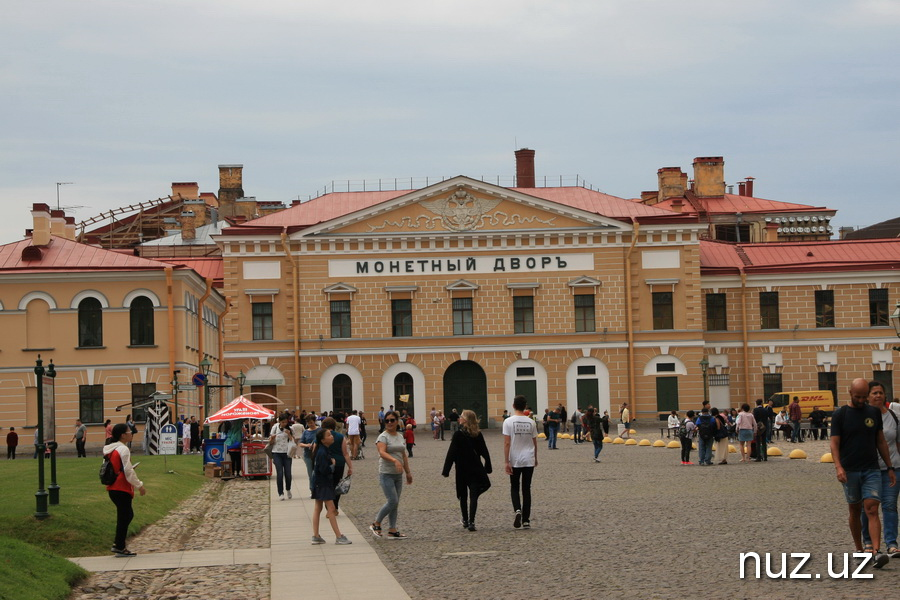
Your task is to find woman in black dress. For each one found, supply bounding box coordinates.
[442,409,492,531]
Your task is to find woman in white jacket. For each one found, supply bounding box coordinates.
[104,423,146,556]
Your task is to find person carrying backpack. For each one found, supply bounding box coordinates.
[679,410,697,465]
[695,407,716,466]
[103,423,146,557]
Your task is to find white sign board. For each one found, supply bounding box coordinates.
[159,424,178,455]
[328,253,595,278]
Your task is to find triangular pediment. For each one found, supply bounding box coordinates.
[445,279,480,291]
[293,176,631,238]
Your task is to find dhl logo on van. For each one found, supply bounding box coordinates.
[798,395,827,402]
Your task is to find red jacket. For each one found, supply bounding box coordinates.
[789,402,802,421]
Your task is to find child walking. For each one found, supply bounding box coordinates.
[311,428,352,545]
[404,423,416,457]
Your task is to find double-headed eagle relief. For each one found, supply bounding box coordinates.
[366,186,556,232]
[420,188,502,232]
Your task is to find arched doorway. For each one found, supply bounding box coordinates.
[394,372,414,417]
[332,374,353,415]
[443,361,487,428]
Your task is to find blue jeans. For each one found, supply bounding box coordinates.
[862,470,899,549]
[791,420,801,442]
[376,472,403,530]
[592,438,603,459]
[302,453,314,493]
[271,452,292,496]
[697,437,713,465]
[548,426,558,448]
[573,424,582,443]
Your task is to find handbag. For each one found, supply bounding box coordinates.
[335,474,351,495]
[263,438,275,459]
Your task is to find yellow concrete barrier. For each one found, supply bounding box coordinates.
[613,437,625,444]
[667,440,681,448]
[653,440,666,447]
[603,437,612,443]
[638,439,652,446]
[820,452,834,463]
[767,447,783,457]
[789,449,808,459]
[625,438,638,445]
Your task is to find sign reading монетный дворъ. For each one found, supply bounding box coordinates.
[328,254,594,278]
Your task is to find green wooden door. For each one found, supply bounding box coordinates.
[515,380,537,413]
[576,379,599,411]
[444,361,488,428]
[656,376,679,413]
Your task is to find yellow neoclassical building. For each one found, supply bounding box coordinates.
[0,204,227,442]
[217,153,898,425]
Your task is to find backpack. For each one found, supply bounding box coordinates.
[99,452,118,485]
[697,415,715,441]
[676,422,689,439]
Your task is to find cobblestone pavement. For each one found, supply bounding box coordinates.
[338,428,897,600]
[69,477,270,600]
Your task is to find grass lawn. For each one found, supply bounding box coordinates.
[0,454,210,599]
[0,454,208,558]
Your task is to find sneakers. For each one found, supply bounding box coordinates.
[311,535,326,545]
[594,458,601,463]
[513,510,522,529]
[460,519,469,529]
[286,490,292,500]
[385,531,408,539]
[467,522,476,532]
[335,535,352,545]
[279,494,285,501]
[872,552,889,569]
[522,521,531,529]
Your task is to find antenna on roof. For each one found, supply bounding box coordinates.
[56,182,74,211]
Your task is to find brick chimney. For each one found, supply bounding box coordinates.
[657,167,687,201]
[64,216,76,241]
[31,203,52,246]
[181,211,197,241]
[217,164,244,219]
[744,177,755,198]
[172,182,200,200]
[515,148,536,188]
[692,156,725,198]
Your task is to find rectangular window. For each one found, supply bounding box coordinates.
[708,374,730,387]
[516,367,536,377]
[760,291,780,330]
[815,290,835,328]
[79,384,104,424]
[705,293,727,331]
[513,296,534,334]
[818,372,838,402]
[131,383,156,423]
[391,299,412,337]
[577,365,596,376]
[652,291,674,330]
[252,302,273,340]
[574,294,595,332]
[763,373,783,402]
[870,288,889,327]
[330,300,351,338]
[452,297,473,335]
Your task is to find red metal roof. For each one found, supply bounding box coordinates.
[701,239,900,275]
[159,257,224,286]
[224,185,688,235]
[0,236,182,273]
[657,193,831,215]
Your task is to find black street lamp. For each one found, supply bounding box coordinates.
[200,358,212,439]
[236,370,246,396]
[890,301,900,352]
[33,355,49,520]
[46,360,60,505]
[699,356,710,408]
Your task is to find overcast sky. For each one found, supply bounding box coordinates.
[2,1,898,244]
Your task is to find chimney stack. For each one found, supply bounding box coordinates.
[50,209,67,238]
[692,156,725,198]
[181,211,196,241]
[738,182,746,196]
[64,216,76,241]
[515,148,536,188]
[744,177,755,198]
[217,164,244,219]
[172,182,200,200]
[657,167,687,201]
[31,203,52,246]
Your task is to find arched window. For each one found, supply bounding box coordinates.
[129,296,155,346]
[333,374,353,414]
[78,297,103,347]
[394,372,414,416]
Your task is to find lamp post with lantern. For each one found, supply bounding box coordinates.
[890,301,900,352]
[199,358,235,439]
[699,356,710,408]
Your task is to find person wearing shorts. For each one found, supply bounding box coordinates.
[831,378,896,569]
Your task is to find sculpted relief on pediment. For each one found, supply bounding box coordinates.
[366,187,556,233]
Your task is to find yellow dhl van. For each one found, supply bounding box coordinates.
[768,390,836,418]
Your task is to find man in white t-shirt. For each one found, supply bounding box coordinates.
[346,410,362,459]
[503,395,538,529]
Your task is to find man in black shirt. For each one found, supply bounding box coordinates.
[831,378,896,568]
[752,399,769,462]
[808,406,828,440]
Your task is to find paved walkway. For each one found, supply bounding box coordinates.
[70,465,409,600]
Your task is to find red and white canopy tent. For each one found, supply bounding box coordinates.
[205,396,275,423]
